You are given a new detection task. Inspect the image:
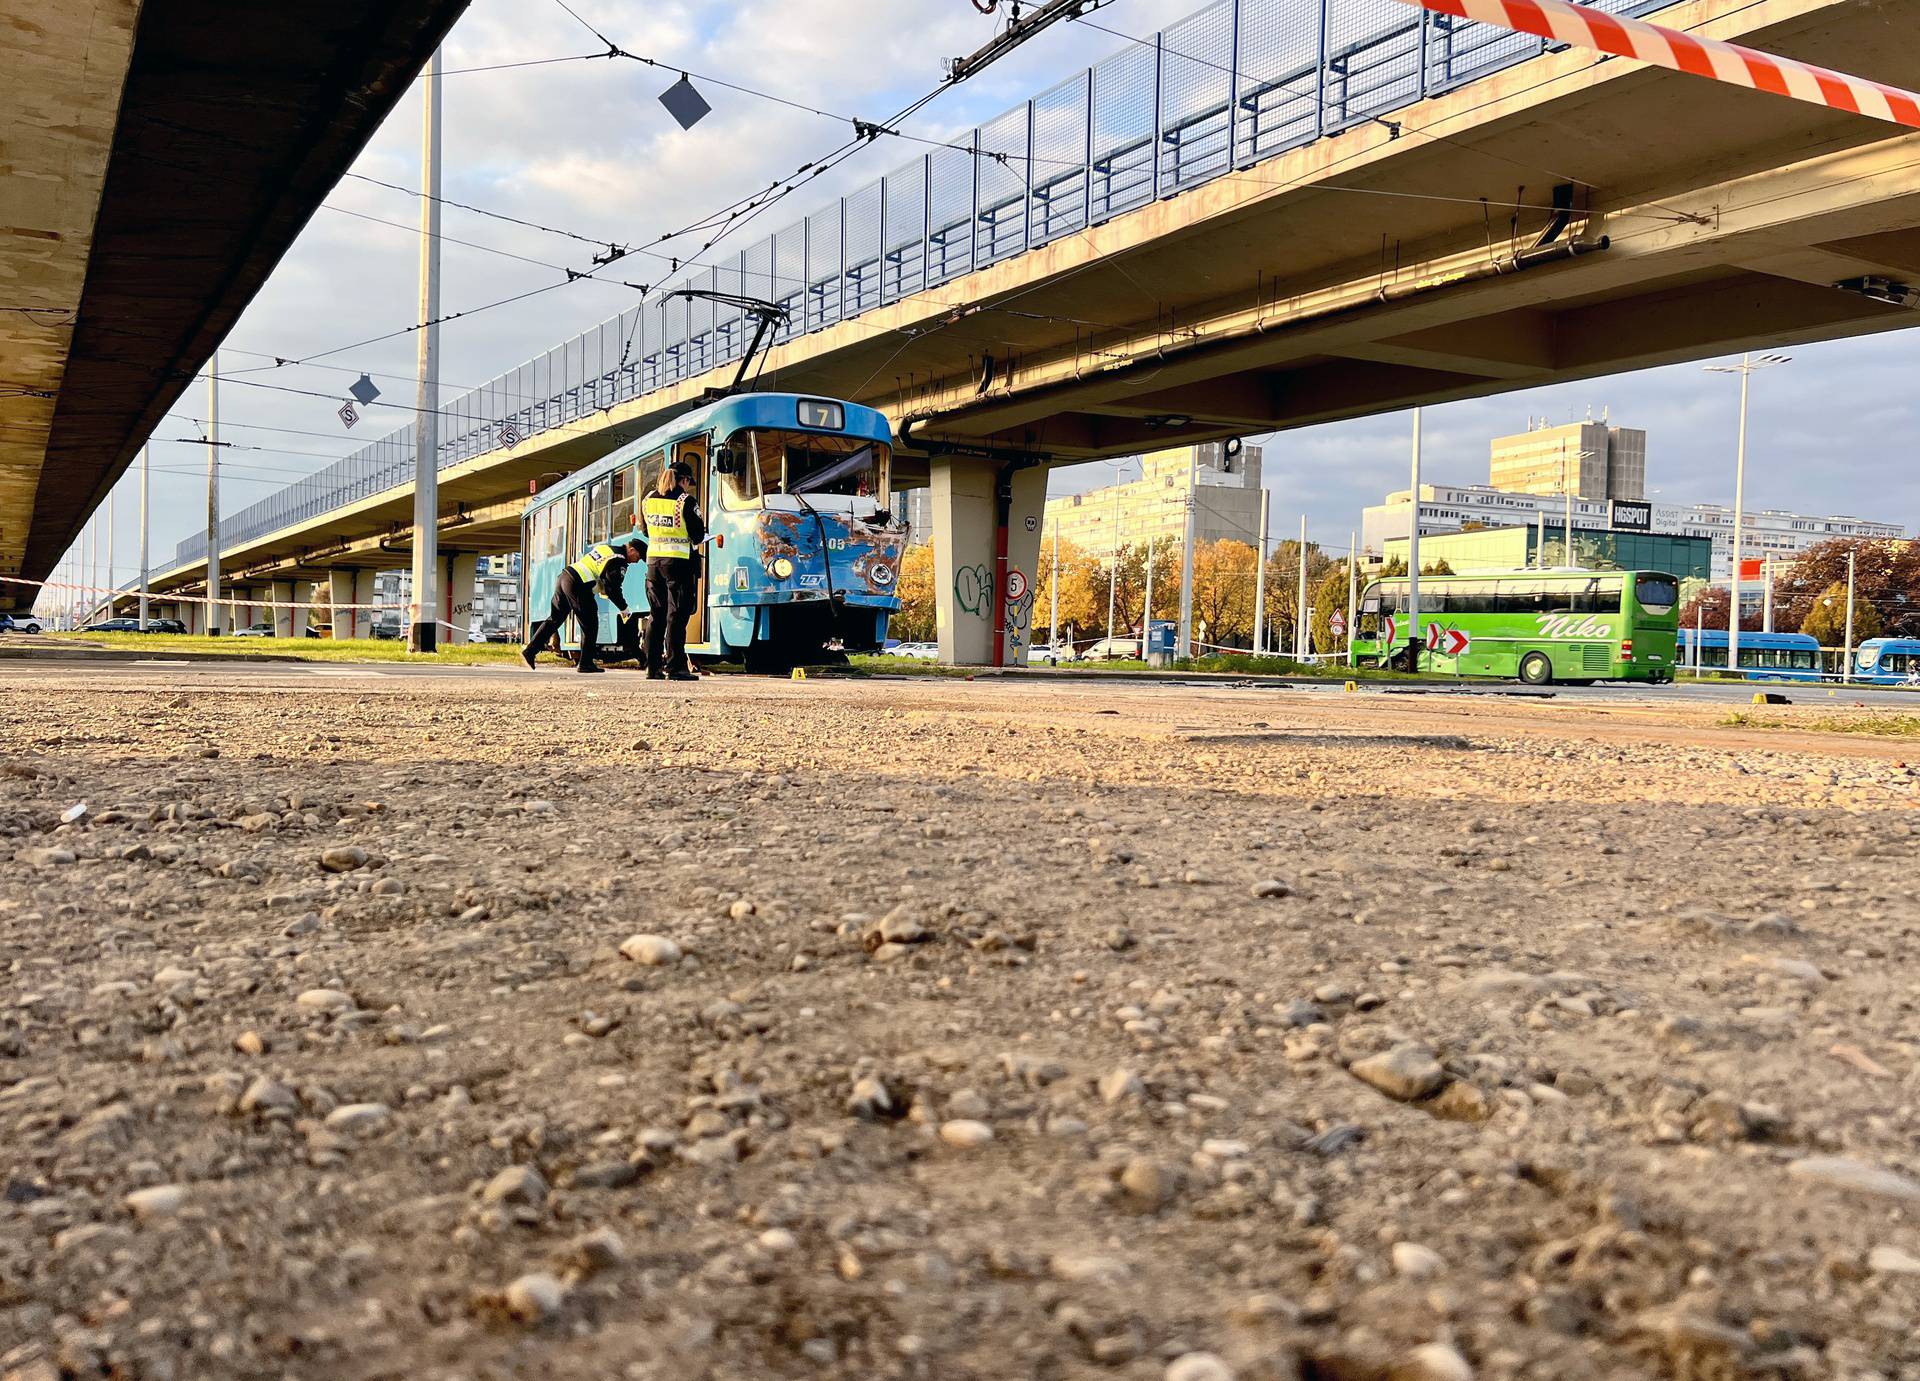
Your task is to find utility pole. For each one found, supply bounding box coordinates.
[1562,449,1573,565]
[1704,353,1788,678]
[206,354,223,634]
[1176,446,1197,657]
[138,443,150,627]
[1294,513,1308,659]
[1048,523,1058,649]
[409,45,444,654]
[1141,535,1155,649]
[1105,499,1119,646]
[1346,528,1358,668]
[1535,505,1545,568]
[104,483,114,613]
[1843,546,1856,684]
[1251,488,1268,656]
[1762,556,1774,632]
[1407,408,1423,671]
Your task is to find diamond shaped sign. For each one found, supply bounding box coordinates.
[658,74,710,131]
[348,373,380,405]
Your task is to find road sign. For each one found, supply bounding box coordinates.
[1005,568,1028,601]
[500,422,521,448]
[1383,614,1397,646]
[337,401,359,430]
[1329,609,1347,636]
[1426,624,1470,656]
[348,373,381,406]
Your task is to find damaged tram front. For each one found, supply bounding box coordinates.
[522,392,907,671]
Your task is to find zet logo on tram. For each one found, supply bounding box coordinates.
[1536,613,1614,638]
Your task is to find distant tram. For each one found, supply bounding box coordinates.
[522,392,906,671]
[1677,629,1823,681]
[1852,637,1920,685]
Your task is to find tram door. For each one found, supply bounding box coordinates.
[565,489,585,647]
[671,435,710,647]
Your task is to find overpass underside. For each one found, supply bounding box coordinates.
[146,0,1920,661]
[3,0,469,611]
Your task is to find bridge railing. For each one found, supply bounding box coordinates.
[176,0,1675,570]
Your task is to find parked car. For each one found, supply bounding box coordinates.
[230,622,274,638]
[1026,643,1072,666]
[83,617,144,633]
[1078,636,1142,661]
[0,613,44,634]
[888,641,939,661]
[144,618,187,634]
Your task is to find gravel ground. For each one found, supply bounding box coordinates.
[1,668,1917,1381]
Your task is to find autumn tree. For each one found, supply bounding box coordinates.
[1190,540,1259,647]
[1775,538,1919,636]
[889,544,936,642]
[1260,540,1340,649]
[1309,563,1358,654]
[1800,580,1882,645]
[1676,584,1761,634]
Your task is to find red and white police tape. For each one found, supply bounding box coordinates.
[0,574,464,631]
[1384,0,1920,128]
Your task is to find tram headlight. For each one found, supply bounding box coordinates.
[771,556,795,580]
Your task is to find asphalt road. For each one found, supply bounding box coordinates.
[1,652,1916,708]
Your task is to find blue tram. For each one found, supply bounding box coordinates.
[522,392,906,671]
[1677,629,1823,681]
[1852,638,1920,685]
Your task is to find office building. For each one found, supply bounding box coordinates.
[892,488,935,547]
[1488,417,1646,500]
[1042,441,1265,558]
[1363,484,1902,580]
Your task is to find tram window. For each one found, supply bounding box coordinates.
[726,428,890,504]
[610,465,636,536]
[635,449,666,501]
[588,477,612,543]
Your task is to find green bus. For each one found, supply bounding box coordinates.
[1351,568,1680,685]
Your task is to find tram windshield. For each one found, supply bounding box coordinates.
[722,429,889,510]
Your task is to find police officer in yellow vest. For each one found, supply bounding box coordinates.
[520,531,645,674]
[642,457,706,680]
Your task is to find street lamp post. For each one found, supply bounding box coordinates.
[1703,353,1790,676]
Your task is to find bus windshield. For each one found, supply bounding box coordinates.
[723,428,889,508]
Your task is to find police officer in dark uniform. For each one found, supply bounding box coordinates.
[521,531,645,674]
[641,458,705,681]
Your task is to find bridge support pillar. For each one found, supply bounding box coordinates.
[269,582,296,638]
[329,569,376,638]
[444,552,478,644]
[931,458,1047,666]
[229,588,253,632]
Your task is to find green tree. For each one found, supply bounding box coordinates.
[1309,563,1357,654]
[1800,581,1882,646]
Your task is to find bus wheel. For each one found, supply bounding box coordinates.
[1518,651,1553,686]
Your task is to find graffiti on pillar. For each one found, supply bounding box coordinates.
[953,563,993,618]
[1005,590,1035,653]
[1002,567,1033,653]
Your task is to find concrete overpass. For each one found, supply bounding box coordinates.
[141,0,1920,659]
[1,0,471,613]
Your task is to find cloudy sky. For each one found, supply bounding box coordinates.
[75,0,1920,589]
